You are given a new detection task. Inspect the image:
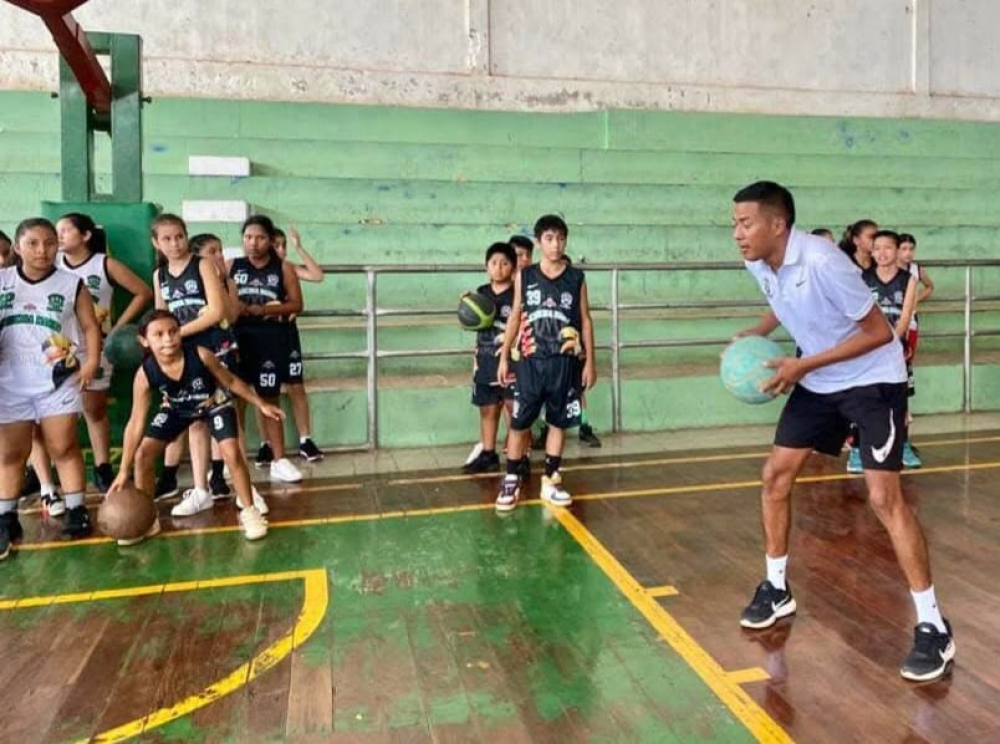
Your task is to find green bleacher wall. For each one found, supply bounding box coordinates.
[2,90,1000,447]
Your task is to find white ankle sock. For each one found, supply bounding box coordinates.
[911,586,946,633]
[766,554,788,590]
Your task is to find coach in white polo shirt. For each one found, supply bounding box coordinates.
[730,180,954,683]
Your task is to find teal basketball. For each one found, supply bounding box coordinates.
[104,323,144,369]
[720,336,783,404]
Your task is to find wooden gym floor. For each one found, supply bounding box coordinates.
[3,415,1000,743]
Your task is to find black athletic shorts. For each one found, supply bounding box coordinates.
[146,402,239,444]
[235,324,290,398]
[471,380,514,407]
[775,382,908,471]
[286,321,304,384]
[510,355,582,431]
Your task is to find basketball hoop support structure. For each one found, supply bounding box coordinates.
[5,1,144,201]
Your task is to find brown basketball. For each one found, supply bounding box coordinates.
[97,485,157,540]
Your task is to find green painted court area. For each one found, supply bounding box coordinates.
[0,508,755,743]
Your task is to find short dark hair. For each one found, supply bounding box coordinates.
[242,214,276,239]
[732,181,796,227]
[534,214,569,239]
[509,235,533,253]
[898,233,917,246]
[810,227,834,239]
[0,229,11,245]
[138,308,179,337]
[189,233,222,254]
[873,229,900,246]
[485,242,516,267]
[274,227,286,239]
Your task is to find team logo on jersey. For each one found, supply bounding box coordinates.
[46,294,65,313]
[192,378,205,391]
[0,291,13,310]
[86,275,101,290]
[184,279,198,293]
[560,292,573,310]
[266,275,279,287]
[262,360,276,370]
[544,297,557,309]
[500,306,511,318]
[894,291,903,304]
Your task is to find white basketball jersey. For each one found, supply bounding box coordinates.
[0,266,85,395]
[58,252,113,335]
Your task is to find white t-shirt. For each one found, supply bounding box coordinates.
[57,252,114,335]
[744,228,907,394]
[0,266,85,395]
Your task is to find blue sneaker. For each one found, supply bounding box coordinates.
[902,441,923,469]
[846,447,863,474]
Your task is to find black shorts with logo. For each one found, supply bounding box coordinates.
[286,321,305,384]
[146,402,239,443]
[510,355,582,431]
[471,381,514,407]
[775,382,908,471]
[235,323,290,398]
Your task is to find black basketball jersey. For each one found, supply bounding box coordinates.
[158,255,230,352]
[230,253,287,327]
[862,267,911,328]
[474,283,514,383]
[519,263,584,359]
[142,345,229,418]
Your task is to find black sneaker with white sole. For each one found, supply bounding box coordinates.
[154,472,180,501]
[0,512,24,561]
[740,580,797,629]
[900,620,955,682]
[256,443,274,469]
[298,438,324,462]
[462,450,500,474]
[62,505,93,540]
[579,424,602,448]
[209,472,232,500]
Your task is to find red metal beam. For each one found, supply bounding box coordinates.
[5,0,112,114]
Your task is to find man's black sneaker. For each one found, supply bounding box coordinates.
[579,424,602,448]
[93,463,115,494]
[299,438,324,462]
[0,512,24,560]
[62,505,93,540]
[517,455,531,479]
[20,466,41,498]
[463,450,500,474]
[900,620,955,682]
[154,472,180,501]
[255,443,274,469]
[533,425,549,451]
[209,472,232,500]
[740,580,797,629]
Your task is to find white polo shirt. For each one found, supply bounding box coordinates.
[744,228,906,394]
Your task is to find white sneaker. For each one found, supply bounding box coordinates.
[270,458,302,483]
[41,489,66,517]
[541,472,572,507]
[236,486,270,515]
[118,517,162,547]
[465,442,484,466]
[170,488,213,517]
[239,506,268,541]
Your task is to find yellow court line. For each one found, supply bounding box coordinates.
[727,668,772,685]
[387,432,1000,487]
[551,507,792,743]
[0,568,331,744]
[647,585,680,598]
[16,459,1000,553]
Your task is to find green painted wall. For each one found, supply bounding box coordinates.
[2,91,999,448]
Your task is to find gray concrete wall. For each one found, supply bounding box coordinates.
[1,0,999,120]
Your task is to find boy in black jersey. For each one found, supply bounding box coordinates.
[850,230,918,471]
[464,242,517,474]
[495,215,596,512]
[110,310,283,543]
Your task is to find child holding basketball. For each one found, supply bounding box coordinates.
[463,242,517,473]
[495,215,596,512]
[109,309,280,543]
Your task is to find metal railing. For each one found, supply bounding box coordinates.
[300,260,1000,450]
